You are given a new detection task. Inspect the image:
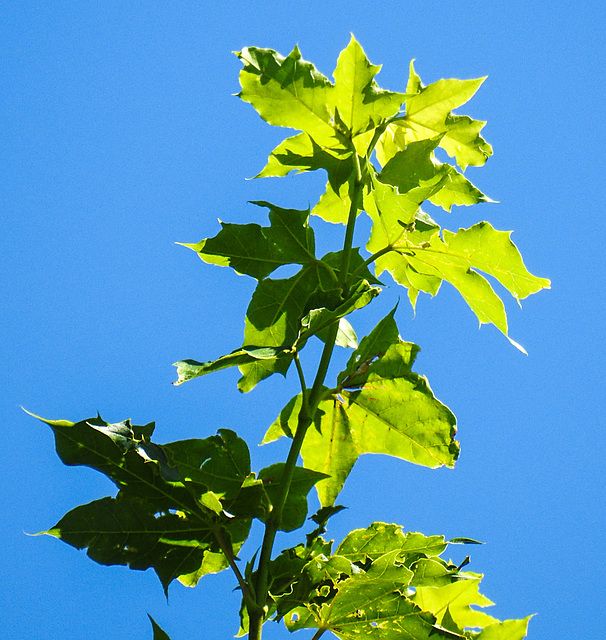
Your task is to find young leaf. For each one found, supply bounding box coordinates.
[379,222,551,347]
[285,550,458,639]
[412,578,498,631]
[337,522,447,564]
[474,617,532,639]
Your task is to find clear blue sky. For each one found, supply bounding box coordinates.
[2,2,604,639]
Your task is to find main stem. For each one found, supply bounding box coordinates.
[247,150,365,640]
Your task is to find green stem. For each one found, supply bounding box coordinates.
[338,153,364,289]
[248,144,366,640]
[346,245,395,286]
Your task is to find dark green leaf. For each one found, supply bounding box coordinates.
[258,463,328,531]
[31,412,254,591]
[255,132,352,186]
[173,347,287,386]
[148,615,172,640]
[238,259,345,392]
[180,201,315,280]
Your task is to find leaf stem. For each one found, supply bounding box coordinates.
[249,138,367,640]
[346,245,395,286]
[338,152,364,290]
[212,524,259,615]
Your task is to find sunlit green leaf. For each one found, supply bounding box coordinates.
[285,550,458,639]
[474,617,532,639]
[236,46,337,144]
[255,132,352,182]
[332,35,406,135]
[412,578,498,631]
[377,61,492,170]
[266,312,458,505]
[380,222,551,346]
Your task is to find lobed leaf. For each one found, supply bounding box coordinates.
[333,35,407,136]
[377,222,551,348]
[266,311,458,505]
[31,412,255,592]
[377,61,492,170]
[236,46,337,144]
[257,463,328,532]
[180,201,315,280]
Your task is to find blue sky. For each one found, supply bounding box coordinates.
[1,2,604,639]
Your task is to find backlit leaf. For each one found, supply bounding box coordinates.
[377,61,492,170]
[236,46,337,144]
[332,35,406,135]
[257,463,328,532]
[381,222,551,346]
[412,578,498,631]
[267,312,458,505]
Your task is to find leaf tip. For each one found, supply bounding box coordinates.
[508,336,528,355]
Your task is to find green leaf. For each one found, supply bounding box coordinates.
[474,617,532,639]
[378,61,492,170]
[412,579,498,631]
[180,201,315,280]
[44,495,239,595]
[257,463,328,532]
[173,346,287,386]
[383,222,551,347]
[312,177,356,224]
[255,132,352,182]
[163,429,251,501]
[237,265,329,392]
[31,412,254,592]
[267,311,458,505]
[237,244,378,391]
[236,46,337,145]
[336,522,447,564]
[148,615,172,640]
[297,279,380,349]
[332,35,406,136]
[378,137,492,213]
[285,550,458,639]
